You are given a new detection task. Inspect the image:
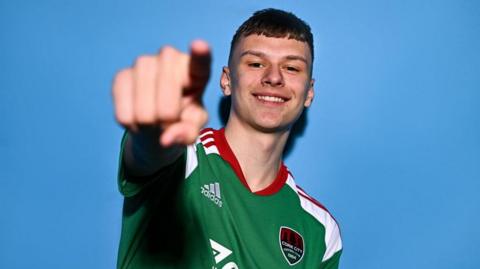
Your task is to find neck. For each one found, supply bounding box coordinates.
[224,118,289,192]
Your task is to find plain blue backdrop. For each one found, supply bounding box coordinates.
[1,0,479,268]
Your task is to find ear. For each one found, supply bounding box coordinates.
[304,79,314,107]
[220,66,232,96]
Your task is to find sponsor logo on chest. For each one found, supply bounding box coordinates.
[201,182,223,207]
[279,226,305,266]
[210,238,238,269]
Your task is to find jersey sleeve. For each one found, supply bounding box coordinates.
[320,217,342,269]
[321,249,342,269]
[117,132,187,197]
[116,133,190,268]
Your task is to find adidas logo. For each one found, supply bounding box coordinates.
[201,182,223,207]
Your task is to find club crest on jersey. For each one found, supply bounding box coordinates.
[279,226,304,266]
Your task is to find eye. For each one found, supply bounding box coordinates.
[248,62,263,68]
[286,66,300,72]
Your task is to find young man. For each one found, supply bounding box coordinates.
[112,8,342,269]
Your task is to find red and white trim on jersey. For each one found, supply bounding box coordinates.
[187,128,290,195]
[211,128,288,195]
[285,175,342,262]
[185,143,198,178]
[186,128,220,178]
[199,128,220,155]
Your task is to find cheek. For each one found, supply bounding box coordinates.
[234,73,259,92]
[286,73,309,86]
[292,81,311,98]
[231,73,245,90]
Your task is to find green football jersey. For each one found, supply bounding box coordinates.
[117,128,342,269]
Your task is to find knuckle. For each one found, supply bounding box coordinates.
[158,46,182,62]
[134,106,156,124]
[157,101,181,121]
[115,112,132,126]
[157,109,179,122]
[158,45,177,56]
[182,127,198,144]
[185,135,196,145]
[200,110,208,125]
[134,55,156,69]
[194,106,208,122]
[134,113,156,124]
[191,107,207,125]
[113,68,131,87]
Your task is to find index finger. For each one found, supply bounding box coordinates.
[186,40,212,96]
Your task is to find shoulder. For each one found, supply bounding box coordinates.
[185,128,222,177]
[196,128,220,154]
[284,174,339,227]
[284,174,343,262]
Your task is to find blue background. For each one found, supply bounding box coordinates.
[1,0,479,268]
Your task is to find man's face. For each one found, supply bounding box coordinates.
[221,34,314,133]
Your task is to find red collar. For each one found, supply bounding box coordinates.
[211,128,288,196]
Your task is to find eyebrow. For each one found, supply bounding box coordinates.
[240,50,308,64]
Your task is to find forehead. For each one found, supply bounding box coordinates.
[232,34,312,64]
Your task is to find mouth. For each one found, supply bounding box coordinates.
[253,94,289,103]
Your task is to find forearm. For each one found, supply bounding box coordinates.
[123,127,184,177]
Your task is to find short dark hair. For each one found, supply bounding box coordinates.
[228,8,314,65]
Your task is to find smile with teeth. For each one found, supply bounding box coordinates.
[255,95,286,103]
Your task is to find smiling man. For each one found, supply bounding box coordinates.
[113,8,342,269]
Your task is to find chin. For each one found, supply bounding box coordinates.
[251,120,292,134]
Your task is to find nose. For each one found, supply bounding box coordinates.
[261,65,284,87]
